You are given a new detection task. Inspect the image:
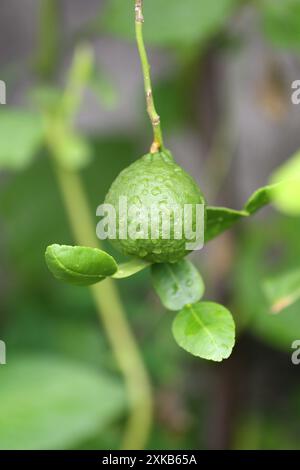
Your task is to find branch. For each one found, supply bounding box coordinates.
[135,0,164,153]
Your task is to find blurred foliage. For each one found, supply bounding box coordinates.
[102,0,237,48]
[261,0,300,50]
[263,268,300,314]
[234,413,300,450]
[0,355,125,450]
[234,215,300,351]
[0,109,44,169]
[270,150,300,216]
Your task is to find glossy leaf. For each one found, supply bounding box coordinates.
[205,207,246,242]
[112,258,150,279]
[45,244,118,286]
[205,184,277,242]
[0,109,44,169]
[102,0,236,47]
[244,185,276,214]
[263,268,300,314]
[151,259,205,311]
[172,302,235,361]
[0,355,125,450]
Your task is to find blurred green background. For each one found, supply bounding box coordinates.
[1,0,300,450]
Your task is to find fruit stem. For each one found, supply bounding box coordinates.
[135,0,164,153]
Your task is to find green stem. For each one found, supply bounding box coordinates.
[135,0,164,153]
[52,167,153,449]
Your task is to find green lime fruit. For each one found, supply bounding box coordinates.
[104,150,206,263]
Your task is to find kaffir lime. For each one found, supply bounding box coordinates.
[104,150,205,263]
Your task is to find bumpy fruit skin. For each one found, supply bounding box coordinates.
[104,151,205,263]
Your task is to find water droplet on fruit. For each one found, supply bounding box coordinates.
[151,187,161,196]
[139,249,148,257]
[159,199,168,207]
[130,196,141,206]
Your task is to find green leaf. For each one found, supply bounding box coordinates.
[263,268,300,314]
[45,244,118,286]
[0,355,125,450]
[102,0,237,47]
[270,150,300,215]
[112,258,150,279]
[244,185,275,214]
[205,184,277,242]
[151,259,205,311]
[261,0,300,50]
[205,207,246,242]
[172,302,235,361]
[0,109,44,170]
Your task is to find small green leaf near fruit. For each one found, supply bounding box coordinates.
[45,244,118,286]
[205,183,278,242]
[151,259,205,311]
[172,302,235,362]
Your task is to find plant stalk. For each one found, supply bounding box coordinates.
[135,0,164,153]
